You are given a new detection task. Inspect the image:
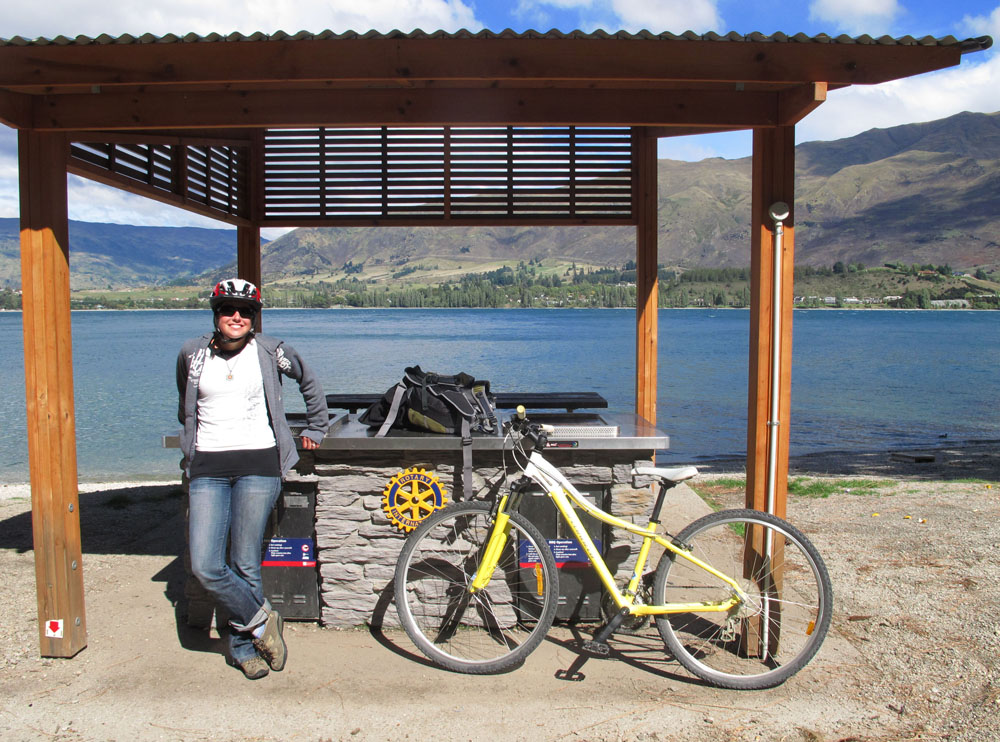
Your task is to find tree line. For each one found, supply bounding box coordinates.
[1,261,995,311]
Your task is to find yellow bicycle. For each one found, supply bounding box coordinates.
[394,408,832,689]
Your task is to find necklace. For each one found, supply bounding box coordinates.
[223,349,242,381]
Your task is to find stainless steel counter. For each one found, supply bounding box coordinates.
[292,411,669,452]
[164,411,669,453]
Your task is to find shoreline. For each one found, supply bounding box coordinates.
[682,439,1000,480]
[2,305,999,313]
[0,479,181,502]
[2,440,997,501]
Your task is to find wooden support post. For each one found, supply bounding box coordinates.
[238,130,264,327]
[236,226,261,289]
[635,129,658,424]
[743,125,796,659]
[746,126,796,518]
[236,225,262,330]
[18,130,87,658]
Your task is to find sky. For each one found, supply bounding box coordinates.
[1,0,998,235]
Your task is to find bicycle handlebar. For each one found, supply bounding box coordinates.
[509,405,553,451]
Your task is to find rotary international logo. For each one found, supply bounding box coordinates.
[382,467,448,532]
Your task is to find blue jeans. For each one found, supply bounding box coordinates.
[188,475,282,662]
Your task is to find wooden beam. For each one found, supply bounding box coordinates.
[746,126,796,519]
[0,88,32,128]
[66,158,252,227]
[259,215,636,228]
[0,37,966,89]
[634,129,658,424]
[778,82,827,126]
[70,130,253,147]
[30,87,782,130]
[18,130,87,658]
[648,124,748,139]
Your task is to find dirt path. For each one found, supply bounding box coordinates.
[1,445,998,741]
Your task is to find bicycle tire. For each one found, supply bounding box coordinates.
[394,501,559,674]
[652,508,833,690]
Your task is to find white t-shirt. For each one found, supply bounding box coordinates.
[195,340,277,452]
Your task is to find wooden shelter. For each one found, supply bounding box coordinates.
[0,28,991,657]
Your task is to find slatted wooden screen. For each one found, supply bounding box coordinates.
[263,126,635,224]
[69,141,249,220]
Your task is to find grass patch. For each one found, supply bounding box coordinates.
[788,478,894,498]
[691,478,746,511]
[692,476,895,508]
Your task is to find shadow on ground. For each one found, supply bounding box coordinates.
[0,483,186,555]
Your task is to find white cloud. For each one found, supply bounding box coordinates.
[962,5,1000,37]
[0,0,480,39]
[797,51,1000,144]
[610,0,719,33]
[515,0,720,32]
[66,176,232,228]
[808,0,901,36]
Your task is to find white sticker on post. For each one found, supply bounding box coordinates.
[45,619,64,638]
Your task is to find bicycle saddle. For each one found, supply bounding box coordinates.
[631,465,698,484]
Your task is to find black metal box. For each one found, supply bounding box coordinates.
[518,489,607,622]
[261,482,320,620]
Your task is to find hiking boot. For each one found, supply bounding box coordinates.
[252,610,287,672]
[235,654,270,680]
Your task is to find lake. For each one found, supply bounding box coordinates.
[0,308,997,482]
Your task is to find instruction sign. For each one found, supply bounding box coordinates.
[519,538,601,568]
[262,537,315,567]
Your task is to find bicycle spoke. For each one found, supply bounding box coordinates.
[654,509,832,689]
[395,502,558,673]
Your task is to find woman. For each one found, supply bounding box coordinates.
[176,278,328,679]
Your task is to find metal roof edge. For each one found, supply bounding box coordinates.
[0,29,992,49]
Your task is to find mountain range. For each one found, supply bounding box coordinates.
[1,110,998,290]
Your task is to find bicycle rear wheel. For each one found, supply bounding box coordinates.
[653,509,832,689]
[394,501,559,674]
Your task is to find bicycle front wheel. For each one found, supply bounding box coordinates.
[394,501,559,674]
[653,509,832,690]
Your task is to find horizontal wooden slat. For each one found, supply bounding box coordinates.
[262,124,633,222]
[70,138,250,221]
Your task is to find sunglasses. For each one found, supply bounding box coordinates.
[216,304,257,319]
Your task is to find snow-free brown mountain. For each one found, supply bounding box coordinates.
[258,110,1000,278]
[1,110,997,290]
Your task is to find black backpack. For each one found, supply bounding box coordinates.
[359,366,497,498]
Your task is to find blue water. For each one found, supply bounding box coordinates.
[0,308,997,482]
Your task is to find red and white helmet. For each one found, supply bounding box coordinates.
[210,278,262,310]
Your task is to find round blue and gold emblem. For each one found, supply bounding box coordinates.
[382,467,448,532]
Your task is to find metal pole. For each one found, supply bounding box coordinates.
[765,201,789,517]
[761,201,788,661]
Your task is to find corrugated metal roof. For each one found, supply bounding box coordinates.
[0,28,992,53]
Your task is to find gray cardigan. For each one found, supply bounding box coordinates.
[176,332,329,477]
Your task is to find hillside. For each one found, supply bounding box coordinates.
[255,111,1000,282]
[0,110,998,291]
[0,219,246,290]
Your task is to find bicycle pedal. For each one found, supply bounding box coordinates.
[580,639,611,657]
[555,669,586,682]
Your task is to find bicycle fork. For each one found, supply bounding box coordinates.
[468,506,511,593]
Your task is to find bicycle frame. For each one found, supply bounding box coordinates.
[487,448,747,617]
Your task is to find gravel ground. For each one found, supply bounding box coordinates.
[0,443,998,741]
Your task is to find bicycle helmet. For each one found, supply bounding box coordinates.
[210,278,263,311]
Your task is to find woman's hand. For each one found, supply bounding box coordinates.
[300,435,320,450]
